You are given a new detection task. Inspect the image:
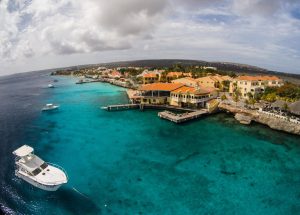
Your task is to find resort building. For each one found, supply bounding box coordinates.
[166,72,192,82]
[166,72,183,82]
[143,73,159,84]
[170,86,211,108]
[137,69,164,78]
[108,70,122,79]
[139,83,184,105]
[202,66,217,71]
[196,75,232,90]
[229,75,283,98]
[182,72,193,77]
[196,76,218,88]
[171,77,198,87]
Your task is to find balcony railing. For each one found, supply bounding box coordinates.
[171,97,210,103]
[190,98,210,103]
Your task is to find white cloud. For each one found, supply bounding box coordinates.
[0,0,168,59]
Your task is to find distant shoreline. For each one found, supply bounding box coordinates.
[2,59,300,82]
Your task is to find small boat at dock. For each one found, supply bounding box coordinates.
[76,79,84,84]
[13,145,68,191]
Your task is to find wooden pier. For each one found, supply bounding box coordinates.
[76,80,101,84]
[102,104,139,111]
[158,109,208,123]
[102,104,196,112]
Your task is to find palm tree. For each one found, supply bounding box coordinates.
[233,87,241,106]
[247,92,253,99]
[249,98,256,109]
[283,102,289,112]
[221,94,227,101]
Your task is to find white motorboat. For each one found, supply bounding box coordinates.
[48,84,54,88]
[13,145,68,191]
[42,104,59,111]
[76,79,84,84]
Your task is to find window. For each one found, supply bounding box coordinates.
[32,168,42,176]
[40,163,48,170]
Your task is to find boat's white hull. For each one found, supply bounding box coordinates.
[16,171,62,191]
[42,106,59,111]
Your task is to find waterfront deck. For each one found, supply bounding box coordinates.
[101,104,139,111]
[76,80,101,84]
[102,104,197,112]
[158,109,208,123]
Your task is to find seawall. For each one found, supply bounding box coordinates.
[219,103,300,136]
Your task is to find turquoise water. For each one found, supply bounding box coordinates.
[6,76,300,214]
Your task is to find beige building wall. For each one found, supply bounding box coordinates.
[141,97,167,105]
[143,77,158,84]
[196,77,216,88]
[230,78,283,98]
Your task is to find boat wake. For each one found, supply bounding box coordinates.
[71,187,90,200]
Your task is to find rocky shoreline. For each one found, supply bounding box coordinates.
[219,103,300,136]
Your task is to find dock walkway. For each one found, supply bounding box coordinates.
[158,109,208,123]
[102,104,139,111]
[102,104,196,112]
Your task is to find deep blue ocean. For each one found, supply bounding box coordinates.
[1,72,300,215]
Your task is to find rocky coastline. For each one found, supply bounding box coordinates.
[219,103,300,136]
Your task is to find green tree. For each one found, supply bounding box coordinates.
[247,92,253,99]
[261,92,277,102]
[249,98,256,108]
[221,94,227,101]
[233,88,241,106]
[283,102,289,112]
[222,80,230,91]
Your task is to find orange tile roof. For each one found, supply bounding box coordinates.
[196,76,216,82]
[139,83,184,91]
[184,77,196,81]
[172,77,197,83]
[167,72,183,77]
[111,71,121,76]
[182,72,192,77]
[236,75,281,81]
[143,73,157,78]
[204,86,218,93]
[196,75,232,82]
[172,86,209,95]
[210,75,224,82]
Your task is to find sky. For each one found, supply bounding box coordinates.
[0,0,300,76]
